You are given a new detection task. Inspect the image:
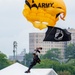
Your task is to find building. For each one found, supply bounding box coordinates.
[67,28,75,44]
[9,50,26,62]
[29,28,75,59]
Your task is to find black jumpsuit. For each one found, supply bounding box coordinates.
[26,54,40,72]
[25,48,41,73]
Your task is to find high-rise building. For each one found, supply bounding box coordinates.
[67,28,75,44]
[29,28,75,59]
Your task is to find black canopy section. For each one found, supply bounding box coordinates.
[25,0,31,9]
[25,0,38,9]
[43,26,71,42]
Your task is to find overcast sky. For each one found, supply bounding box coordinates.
[0,0,75,57]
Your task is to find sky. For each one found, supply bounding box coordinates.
[0,0,75,57]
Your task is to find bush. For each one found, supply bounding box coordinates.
[58,71,71,75]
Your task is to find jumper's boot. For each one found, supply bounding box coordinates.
[25,70,30,73]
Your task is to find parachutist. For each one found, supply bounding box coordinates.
[25,47,42,73]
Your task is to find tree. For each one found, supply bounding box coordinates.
[64,43,75,60]
[34,59,75,75]
[34,59,60,69]
[42,48,61,61]
[22,53,33,67]
[57,71,71,75]
[0,52,12,70]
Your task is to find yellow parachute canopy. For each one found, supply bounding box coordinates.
[22,0,66,30]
